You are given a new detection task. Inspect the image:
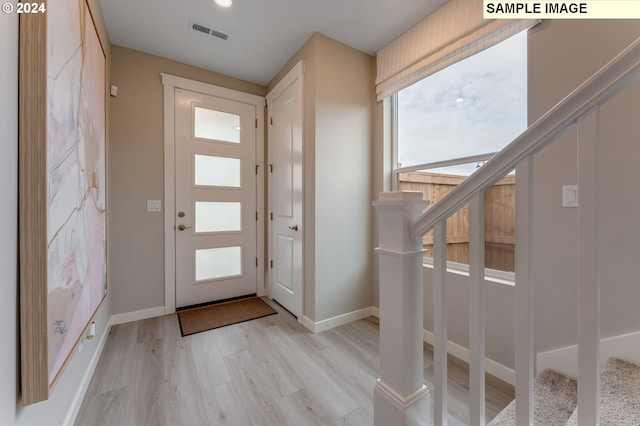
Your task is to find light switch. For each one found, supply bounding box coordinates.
[147,200,162,212]
[562,185,578,208]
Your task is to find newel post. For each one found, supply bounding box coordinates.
[373,191,431,426]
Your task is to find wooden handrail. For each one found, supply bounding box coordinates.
[410,36,640,240]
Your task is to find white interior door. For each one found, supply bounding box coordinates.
[267,70,303,319]
[175,88,257,308]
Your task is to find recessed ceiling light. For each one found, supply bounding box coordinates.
[455,97,465,103]
[214,0,232,7]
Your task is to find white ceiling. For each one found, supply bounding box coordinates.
[99,0,447,86]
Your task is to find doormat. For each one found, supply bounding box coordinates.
[177,297,277,336]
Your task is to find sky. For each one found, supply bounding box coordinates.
[397,30,528,176]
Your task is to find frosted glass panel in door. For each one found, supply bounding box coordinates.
[194,154,241,187]
[194,107,240,143]
[195,202,241,233]
[195,246,242,281]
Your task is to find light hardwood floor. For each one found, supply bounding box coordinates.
[75,298,514,425]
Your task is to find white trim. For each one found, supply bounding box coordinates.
[537,330,640,380]
[375,379,430,409]
[161,74,264,105]
[255,98,266,298]
[423,258,515,286]
[266,60,305,104]
[110,306,166,326]
[162,77,177,315]
[371,306,380,318]
[369,308,515,385]
[302,307,376,333]
[63,319,112,426]
[395,152,496,175]
[375,247,426,258]
[161,73,266,312]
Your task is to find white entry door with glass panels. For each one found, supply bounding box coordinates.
[174,88,257,308]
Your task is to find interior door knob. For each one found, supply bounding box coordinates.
[288,224,299,231]
[177,224,192,231]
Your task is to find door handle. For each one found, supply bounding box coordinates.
[288,224,299,231]
[177,224,192,231]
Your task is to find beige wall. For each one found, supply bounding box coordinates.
[268,33,375,322]
[528,20,640,352]
[109,45,265,315]
[314,35,375,320]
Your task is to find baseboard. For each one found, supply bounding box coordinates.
[63,318,113,426]
[302,306,376,333]
[537,330,640,379]
[422,330,515,385]
[110,306,166,325]
[371,306,380,318]
[369,307,515,385]
[63,306,168,424]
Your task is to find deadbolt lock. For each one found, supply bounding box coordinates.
[178,211,185,218]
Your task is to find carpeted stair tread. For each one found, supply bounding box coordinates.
[488,369,577,426]
[565,358,640,426]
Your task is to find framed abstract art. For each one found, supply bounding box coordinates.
[19,0,107,405]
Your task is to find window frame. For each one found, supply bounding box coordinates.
[390,101,517,283]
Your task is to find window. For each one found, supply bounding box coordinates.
[394,31,527,273]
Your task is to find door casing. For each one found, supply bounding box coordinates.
[162,74,266,314]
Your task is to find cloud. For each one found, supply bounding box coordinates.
[397,31,527,170]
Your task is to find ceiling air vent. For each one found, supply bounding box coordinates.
[191,22,211,35]
[210,29,229,41]
[190,21,229,41]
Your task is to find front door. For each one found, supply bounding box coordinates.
[175,88,257,308]
[267,70,303,319]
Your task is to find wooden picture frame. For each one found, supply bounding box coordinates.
[19,0,107,405]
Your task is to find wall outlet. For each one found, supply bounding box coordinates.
[147,200,162,212]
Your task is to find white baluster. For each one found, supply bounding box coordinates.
[469,193,486,426]
[577,108,601,425]
[433,219,448,426]
[515,156,535,425]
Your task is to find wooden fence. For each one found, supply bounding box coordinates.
[399,172,515,272]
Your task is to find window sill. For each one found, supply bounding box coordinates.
[422,258,515,286]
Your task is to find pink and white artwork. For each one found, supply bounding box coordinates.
[46,0,106,384]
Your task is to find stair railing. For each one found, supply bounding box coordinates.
[373,36,640,426]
